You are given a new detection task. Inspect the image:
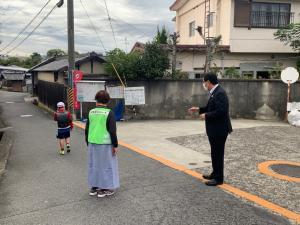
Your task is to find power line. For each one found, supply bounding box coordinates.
[79,0,107,53]
[103,0,118,48]
[5,3,58,55]
[93,0,150,37]
[0,0,52,52]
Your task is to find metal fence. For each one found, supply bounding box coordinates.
[251,11,294,28]
[37,80,68,111]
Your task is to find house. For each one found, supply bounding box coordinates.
[130,41,230,78]
[0,65,29,92]
[29,52,107,95]
[170,0,300,78]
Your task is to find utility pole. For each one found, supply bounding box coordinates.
[67,0,75,116]
[170,32,180,78]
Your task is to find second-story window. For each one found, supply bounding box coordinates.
[251,3,291,28]
[189,21,195,37]
[234,0,293,28]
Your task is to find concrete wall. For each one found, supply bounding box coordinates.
[104,79,300,120]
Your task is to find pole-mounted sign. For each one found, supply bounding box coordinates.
[281,67,299,120]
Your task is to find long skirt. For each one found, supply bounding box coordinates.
[88,144,120,190]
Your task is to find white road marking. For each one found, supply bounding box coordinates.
[5,102,14,104]
[20,115,33,118]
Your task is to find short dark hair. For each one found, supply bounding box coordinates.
[203,72,218,85]
[95,90,110,104]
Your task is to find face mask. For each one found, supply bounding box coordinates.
[202,82,208,91]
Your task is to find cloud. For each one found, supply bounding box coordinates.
[0,0,175,56]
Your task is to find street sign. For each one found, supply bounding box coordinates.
[124,87,145,105]
[107,86,124,99]
[76,81,105,102]
[281,67,299,84]
[73,70,83,82]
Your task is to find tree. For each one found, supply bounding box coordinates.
[224,67,240,79]
[24,52,42,68]
[154,26,168,44]
[104,48,141,80]
[139,42,170,79]
[46,49,66,58]
[274,23,300,52]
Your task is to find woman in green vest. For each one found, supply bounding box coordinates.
[85,90,119,197]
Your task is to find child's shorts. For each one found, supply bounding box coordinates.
[56,128,71,139]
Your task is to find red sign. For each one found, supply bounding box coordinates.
[72,70,83,110]
[73,70,83,82]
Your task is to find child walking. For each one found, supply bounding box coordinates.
[54,102,73,155]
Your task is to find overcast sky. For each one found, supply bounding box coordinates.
[0,0,175,56]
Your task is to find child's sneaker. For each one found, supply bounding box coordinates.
[66,145,71,153]
[89,187,98,196]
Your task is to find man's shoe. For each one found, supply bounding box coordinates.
[203,174,214,180]
[205,179,223,186]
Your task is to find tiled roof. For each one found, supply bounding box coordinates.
[30,52,106,72]
[0,65,28,72]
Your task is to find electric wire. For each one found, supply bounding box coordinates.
[0,0,52,52]
[79,0,107,52]
[103,0,118,48]
[5,3,58,54]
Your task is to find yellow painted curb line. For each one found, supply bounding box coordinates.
[258,161,300,183]
[73,121,300,224]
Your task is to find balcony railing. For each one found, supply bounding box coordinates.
[251,11,294,28]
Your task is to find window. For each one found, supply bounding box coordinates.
[234,0,251,27]
[234,0,293,28]
[189,21,196,37]
[54,72,58,82]
[195,73,202,79]
[251,3,291,28]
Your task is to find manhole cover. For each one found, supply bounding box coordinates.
[270,164,300,178]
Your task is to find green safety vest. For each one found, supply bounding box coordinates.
[88,107,112,145]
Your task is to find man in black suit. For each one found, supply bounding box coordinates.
[189,73,232,186]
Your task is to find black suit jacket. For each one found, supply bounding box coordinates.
[199,85,232,137]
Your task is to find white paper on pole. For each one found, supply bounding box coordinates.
[77,81,105,102]
[107,86,124,99]
[124,87,145,105]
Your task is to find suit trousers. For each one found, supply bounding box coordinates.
[208,135,228,182]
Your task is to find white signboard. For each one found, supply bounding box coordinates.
[287,102,300,111]
[107,86,124,99]
[124,87,145,105]
[281,67,299,84]
[77,81,105,102]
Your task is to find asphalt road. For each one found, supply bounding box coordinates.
[0,91,291,225]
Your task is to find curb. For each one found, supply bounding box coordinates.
[0,121,14,180]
